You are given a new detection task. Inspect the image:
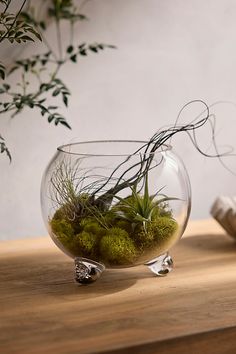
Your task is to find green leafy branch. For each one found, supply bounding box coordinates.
[0,0,116,161]
[0,40,114,126]
[0,0,42,80]
[0,0,42,160]
[0,12,41,43]
[66,42,116,62]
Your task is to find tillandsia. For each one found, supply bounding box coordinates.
[0,0,115,160]
[49,100,234,266]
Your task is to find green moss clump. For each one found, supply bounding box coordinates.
[81,218,106,237]
[51,218,74,239]
[52,205,82,234]
[135,225,155,249]
[134,215,178,252]
[147,216,178,245]
[71,231,98,257]
[114,219,133,233]
[99,227,137,265]
[50,195,178,265]
[52,207,65,221]
[50,218,75,251]
[102,210,115,224]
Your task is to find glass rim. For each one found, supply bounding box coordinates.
[57,140,172,157]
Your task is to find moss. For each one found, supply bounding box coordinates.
[133,216,178,252]
[51,218,74,239]
[50,199,178,263]
[114,219,133,233]
[70,231,98,257]
[50,211,106,257]
[52,205,81,233]
[148,216,178,245]
[81,218,106,237]
[50,214,106,257]
[101,210,118,227]
[50,218,75,252]
[135,225,155,248]
[99,227,137,265]
[52,206,66,221]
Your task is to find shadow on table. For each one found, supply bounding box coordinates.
[2,233,234,302]
[0,251,153,300]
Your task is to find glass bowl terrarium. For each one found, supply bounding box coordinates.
[41,140,191,284]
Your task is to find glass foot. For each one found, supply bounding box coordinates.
[74,258,105,285]
[145,252,173,277]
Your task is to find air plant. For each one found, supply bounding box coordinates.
[112,176,177,231]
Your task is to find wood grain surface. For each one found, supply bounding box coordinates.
[0,219,236,354]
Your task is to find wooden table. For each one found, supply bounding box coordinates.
[0,219,236,354]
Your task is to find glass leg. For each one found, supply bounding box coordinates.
[74,258,105,284]
[145,252,173,277]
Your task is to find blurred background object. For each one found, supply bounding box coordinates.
[211,196,236,239]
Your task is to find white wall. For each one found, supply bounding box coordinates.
[1,0,236,240]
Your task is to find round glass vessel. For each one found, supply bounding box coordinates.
[41,140,191,284]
